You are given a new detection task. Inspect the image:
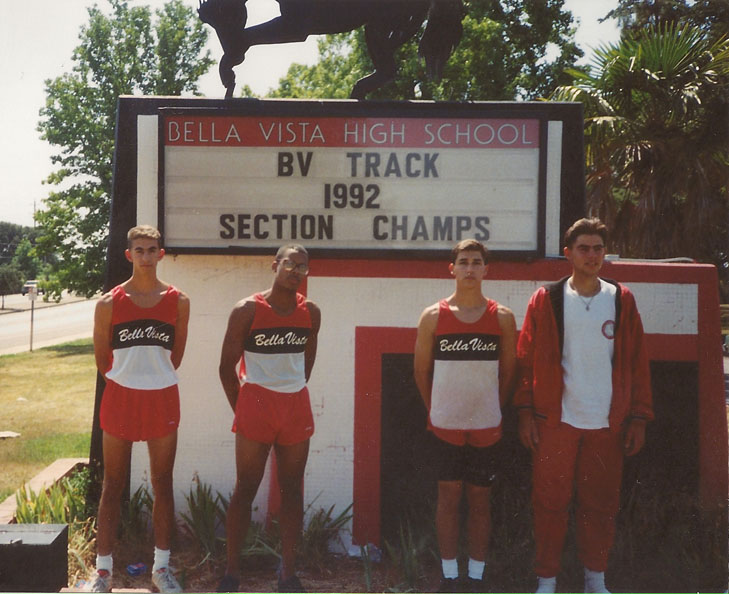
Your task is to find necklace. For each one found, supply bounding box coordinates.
[578,293,596,311]
[570,280,600,311]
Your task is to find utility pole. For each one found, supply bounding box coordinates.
[27,285,36,351]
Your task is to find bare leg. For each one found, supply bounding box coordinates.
[224,436,271,578]
[465,483,492,562]
[147,430,178,551]
[435,480,463,560]
[273,439,310,582]
[96,432,133,557]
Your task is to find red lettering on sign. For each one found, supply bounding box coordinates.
[164,117,540,149]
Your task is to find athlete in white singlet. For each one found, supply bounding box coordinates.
[217,244,321,594]
[414,239,517,592]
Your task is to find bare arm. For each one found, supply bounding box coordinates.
[304,301,321,382]
[171,292,190,369]
[219,299,255,412]
[497,305,517,408]
[413,304,438,411]
[93,293,114,377]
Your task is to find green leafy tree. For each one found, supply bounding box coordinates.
[0,265,22,309]
[11,238,43,281]
[551,24,729,285]
[36,0,214,298]
[597,2,729,299]
[606,0,729,43]
[268,0,583,101]
[0,223,39,266]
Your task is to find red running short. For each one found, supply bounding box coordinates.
[233,383,314,446]
[100,380,180,442]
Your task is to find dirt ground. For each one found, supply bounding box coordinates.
[94,533,441,593]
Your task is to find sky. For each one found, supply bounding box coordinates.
[0,0,619,228]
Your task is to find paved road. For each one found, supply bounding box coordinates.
[0,296,98,355]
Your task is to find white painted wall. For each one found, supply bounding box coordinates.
[130,255,276,524]
[130,113,700,550]
[129,253,698,550]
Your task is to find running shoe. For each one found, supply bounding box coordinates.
[151,567,182,593]
[83,569,112,593]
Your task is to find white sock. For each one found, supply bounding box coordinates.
[584,568,608,593]
[441,558,459,579]
[153,547,171,573]
[467,558,485,580]
[535,575,557,593]
[96,554,113,575]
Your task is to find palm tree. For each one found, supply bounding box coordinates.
[551,23,729,265]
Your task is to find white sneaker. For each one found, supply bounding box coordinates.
[535,576,557,593]
[584,568,610,593]
[83,570,112,592]
[152,567,182,593]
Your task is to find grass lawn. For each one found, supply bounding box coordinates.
[0,339,96,501]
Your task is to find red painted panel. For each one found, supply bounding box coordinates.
[353,327,416,546]
[339,259,725,542]
[310,257,717,283]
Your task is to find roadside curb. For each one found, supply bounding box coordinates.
[0,295,97,315]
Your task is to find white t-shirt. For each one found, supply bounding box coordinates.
[561,279,617,429]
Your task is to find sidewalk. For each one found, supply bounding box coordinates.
[0,292,92,315]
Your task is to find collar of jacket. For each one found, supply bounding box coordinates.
[544,276,623,355]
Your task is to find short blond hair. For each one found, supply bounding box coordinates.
[127,225,162,249]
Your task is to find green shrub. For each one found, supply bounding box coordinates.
[14,465,96,586]
[360,545,374,592]
[120,481,153,541]
[384,519,435,592]
[180,474,228,560]
[300,497,353,571]
[15,474,88,525]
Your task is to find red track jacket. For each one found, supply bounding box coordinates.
[515,276,653,430]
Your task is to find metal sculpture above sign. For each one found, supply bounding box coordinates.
[157,101,581,258]
[198,0,464,100]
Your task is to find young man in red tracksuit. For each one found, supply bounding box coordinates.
[217,244,321,593]
[515,218,653,594]
[414,239,517,592]
[88,225,190,593]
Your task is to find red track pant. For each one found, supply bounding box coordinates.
[532,422,624,578]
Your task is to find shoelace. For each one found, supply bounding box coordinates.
[87,571,111,592]
[155,569,179,590]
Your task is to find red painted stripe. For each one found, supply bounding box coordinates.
[645,335,697,361]
[347,259,725,541]
[164,116,540,149]
[353,327,417,547]
[310,258,716,283]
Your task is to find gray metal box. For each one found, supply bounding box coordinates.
[0,524,68,592]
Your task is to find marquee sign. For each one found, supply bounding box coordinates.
[156,102,582,257]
